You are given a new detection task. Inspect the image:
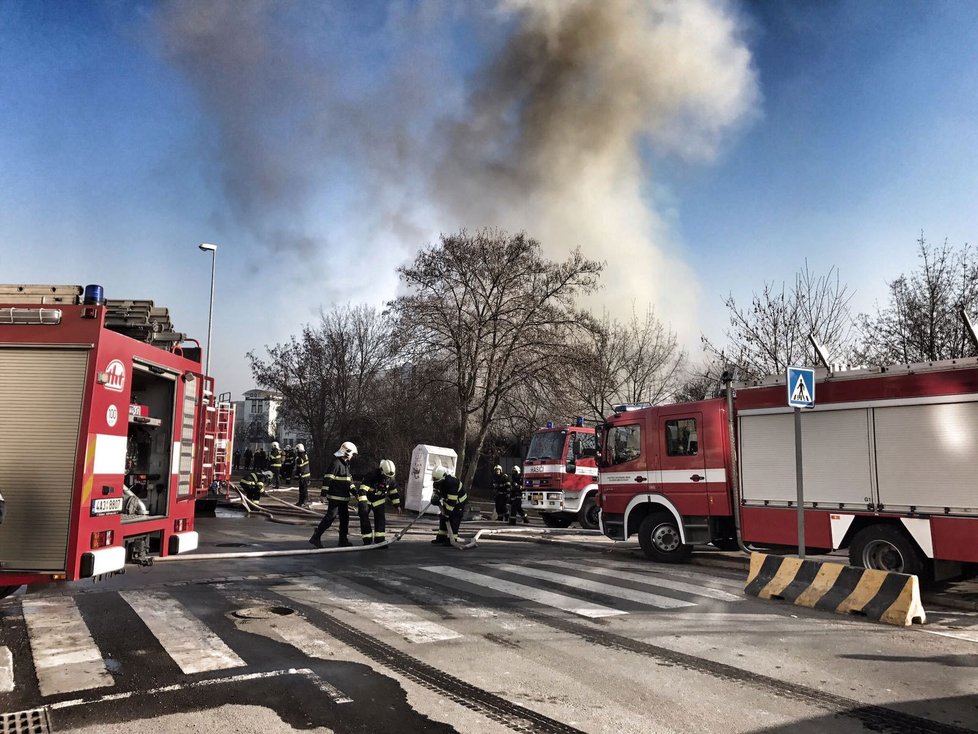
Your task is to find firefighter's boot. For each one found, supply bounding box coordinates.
[309,533,323,549]
[508,517,516,526]
[523,515,530,524]
[363,537,373,546]
[338,536,353,548]
[431,536,450,546]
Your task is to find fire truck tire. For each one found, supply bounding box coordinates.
[848,524,927,578]
[0,585,20,599]
[638,512,692,563]
[577,497,600,530]
[542,513,573,528]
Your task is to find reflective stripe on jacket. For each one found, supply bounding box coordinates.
[296,454,311,479]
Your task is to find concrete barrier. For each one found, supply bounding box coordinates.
[744,552,926,626]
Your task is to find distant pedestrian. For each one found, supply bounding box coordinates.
[309,441,358,548]
[244,447,253,470]
[492,464,511,522]
[233,449,241,471]
[295,443,311,507]
[430,466,467,546]
[255,447,267,472]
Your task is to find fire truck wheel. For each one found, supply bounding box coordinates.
[849,524,927,577]
[542,513,572,528]
[0,585,20,599]
[638,512,692,563]
[577,497,600,530]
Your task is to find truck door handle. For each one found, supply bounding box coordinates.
[634,476,647,483]
[690,474,704,482]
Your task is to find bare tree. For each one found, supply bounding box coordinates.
[859,234,978,364]
[571,307,686,418]
[703,262,857,380]
[248,304,397,475]
[390,228,602,488]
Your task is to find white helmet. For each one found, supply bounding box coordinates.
[335,441,358,458]
[431,466,447,481]
[512,466,521,474]
[493,464,503,472]
[379,459,395,477]
[272,441,280,450]
[295,443,305,453]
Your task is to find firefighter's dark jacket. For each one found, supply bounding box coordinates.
[296,452,311,479]
[492,472,511,498]
[360,469,400,508]
[323,457,353,501]
[240,472,264,493]
[432,474,467,512]
[269,448,283,468]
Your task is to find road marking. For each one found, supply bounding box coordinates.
[420,565,627,619]
[220,589,341,661]
[275,579,463,644]
[493,563,696,609]
[21,597,114,697]
[120,591,245,674]
[920,627,978,644]
[541,560,744,602]
[47,668,323,710]
[0,645,13,692]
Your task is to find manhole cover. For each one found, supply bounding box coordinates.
[232,605,296,620]
[1,708,50,734]
[216,542,250,548]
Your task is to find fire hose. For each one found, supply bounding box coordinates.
[158,484,601,561]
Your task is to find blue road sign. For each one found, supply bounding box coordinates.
[787,367,815,408]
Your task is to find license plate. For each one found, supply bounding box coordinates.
[91,497,123,516]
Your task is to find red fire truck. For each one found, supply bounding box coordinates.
[524,420,601,528]
[0,284,231,597]
[597,358,978,579]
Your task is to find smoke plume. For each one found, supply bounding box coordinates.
[149,0,758,333]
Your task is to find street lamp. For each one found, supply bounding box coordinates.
[198,243,217,376]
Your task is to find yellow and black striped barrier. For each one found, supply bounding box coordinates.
[744,552,926,626]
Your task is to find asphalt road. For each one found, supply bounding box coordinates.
[1,502,977,734]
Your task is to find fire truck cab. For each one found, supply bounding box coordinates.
[597,358,978,579]
[524,420,600,528]
[0,284,214,596]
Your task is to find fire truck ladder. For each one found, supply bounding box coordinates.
[103,299,187,346]
[214,392,234,482]
[197,380,217,496]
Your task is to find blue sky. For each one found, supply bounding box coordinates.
[2,1,977,398]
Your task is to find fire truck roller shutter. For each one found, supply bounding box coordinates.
[0,346,90,572]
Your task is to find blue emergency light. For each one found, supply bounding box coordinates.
[575,416,585,427]
[83,284,105,306]
[545,421,554,429]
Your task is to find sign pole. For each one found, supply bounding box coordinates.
[794,406,805,559]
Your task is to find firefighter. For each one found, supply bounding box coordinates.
[357,459,399,545]
[430,466,467,546]
[282,444,295,483]
[309,441,357,548]
[509,466,529,525]
[239,469,265,502]
[295,443,311,507]
[492,464,511,522]
[268,441,283,488]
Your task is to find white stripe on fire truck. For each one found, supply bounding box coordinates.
[120,591,246,674]
[599,468,726,485]
[420,565,627,618]
[492,564,696,609]
[0,645,13,693]
[92,433,127,475]
[541,561,743,602]
[21,597,115,696]
[274,579,463,644]
[523,464,599,476]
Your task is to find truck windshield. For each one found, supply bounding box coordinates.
[526,431,567,461]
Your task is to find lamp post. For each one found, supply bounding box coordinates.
[198,243,218,376]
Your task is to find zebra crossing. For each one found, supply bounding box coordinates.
[0,559,745,707]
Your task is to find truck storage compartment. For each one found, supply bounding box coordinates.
[739,408,875,509]
[124,363,176,520]
[0,346,89,571]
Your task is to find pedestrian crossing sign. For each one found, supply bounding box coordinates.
[787,367,815,408]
